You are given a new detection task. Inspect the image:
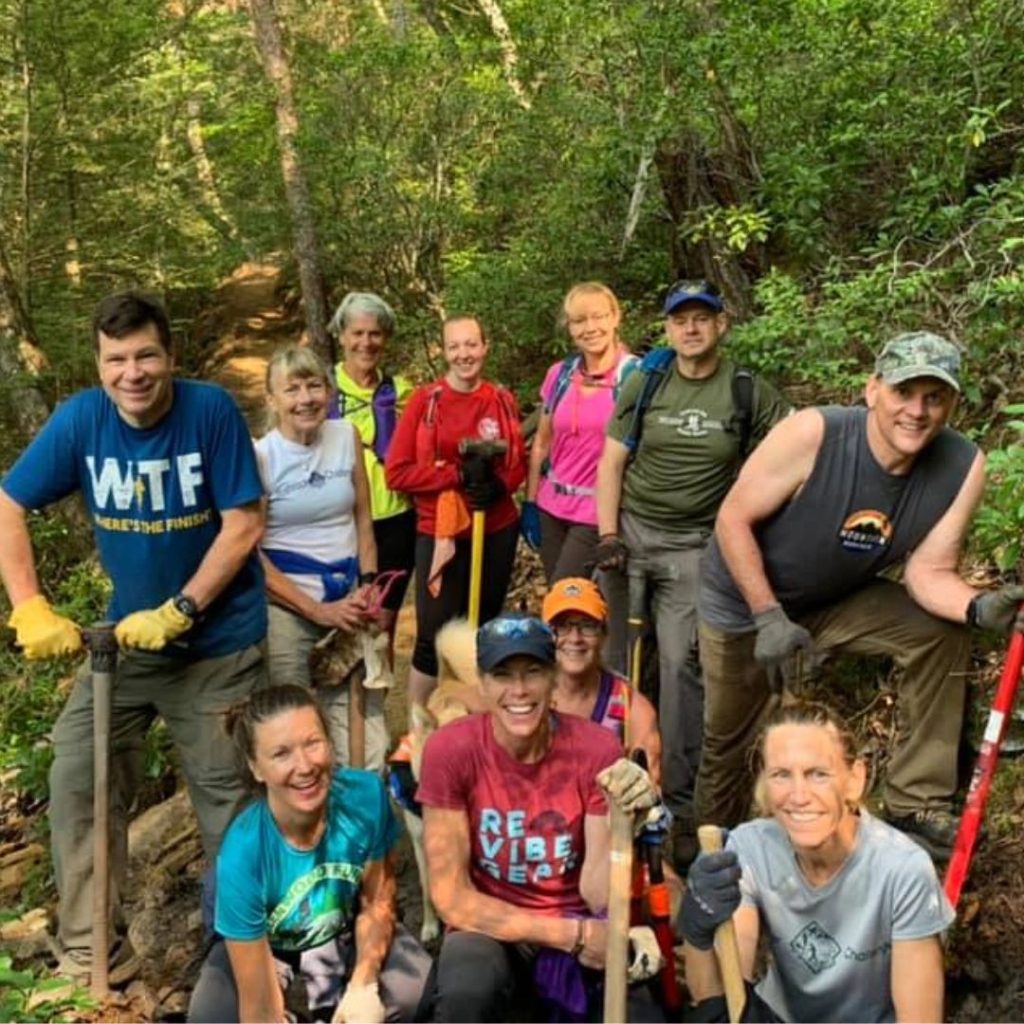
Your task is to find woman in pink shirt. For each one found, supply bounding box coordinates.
[523,283,636,582]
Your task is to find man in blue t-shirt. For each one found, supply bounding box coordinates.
[0,291,268,984]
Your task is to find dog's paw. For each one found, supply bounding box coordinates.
[420,914,441,945]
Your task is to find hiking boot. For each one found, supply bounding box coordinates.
[56,936,141,987]
[670,816,699,874]
[883,807,958,862]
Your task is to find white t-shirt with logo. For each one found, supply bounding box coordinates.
[256,420,358,601]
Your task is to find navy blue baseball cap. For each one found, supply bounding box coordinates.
[664,279,724,315]
[477,613,556,672]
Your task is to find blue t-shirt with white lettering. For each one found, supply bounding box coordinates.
[215,768,399,952]
[1,380,265,658]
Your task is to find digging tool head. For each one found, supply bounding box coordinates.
[82,621,118,672]
[458,438,508,460]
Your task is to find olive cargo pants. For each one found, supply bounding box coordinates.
[695,579,971,827]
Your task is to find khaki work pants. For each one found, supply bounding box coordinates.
[695,579,971,828]
[49,644,267,952]
[601,512,708,821]
[266,603,389,771]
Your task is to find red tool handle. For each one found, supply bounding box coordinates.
[944,628,1024,908]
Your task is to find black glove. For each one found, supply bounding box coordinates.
[970,585,1024,634]
[753,605,817,694]
[595,534,629,572]
[460,449,496,488]
[679,849,742,951]
[464,477,506,510]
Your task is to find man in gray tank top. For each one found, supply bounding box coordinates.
[694,332,1024,858]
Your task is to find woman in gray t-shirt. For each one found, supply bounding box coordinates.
[680,701,953,1023]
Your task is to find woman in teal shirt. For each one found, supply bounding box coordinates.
[188,686,432,1022]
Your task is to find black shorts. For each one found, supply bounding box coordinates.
[373,509,417,612]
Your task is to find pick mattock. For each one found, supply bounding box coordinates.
[82,622,118,998]
[603,567,645,1023]
[457,438,507,628]
[697,825,745,1024]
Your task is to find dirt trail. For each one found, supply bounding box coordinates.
[194,262,301,428]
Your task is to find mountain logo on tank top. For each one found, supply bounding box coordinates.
[838,508,893,552]
[789,920,841,974]
[478,417,500,440]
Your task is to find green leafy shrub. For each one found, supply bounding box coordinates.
[0,954,94,1023]
[970,404,1024,573]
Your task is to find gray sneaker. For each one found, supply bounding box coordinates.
[56,937,141,987]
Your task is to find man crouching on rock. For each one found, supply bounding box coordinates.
[417,612,665,1023]
[0,291,267,984]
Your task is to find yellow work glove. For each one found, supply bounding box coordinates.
[114,598,193,651]
[8,594,83,659]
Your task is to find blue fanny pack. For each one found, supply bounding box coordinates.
[262,549,359,602]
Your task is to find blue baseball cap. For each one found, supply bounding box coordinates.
[664,279,724,315]
[476,614,556,672]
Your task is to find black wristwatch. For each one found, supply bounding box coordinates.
[965,594,981,629]
[173,593,199,622]
[358,571,378,587]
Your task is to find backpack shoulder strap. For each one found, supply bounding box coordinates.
[544,354,582,415]
[731,366,756,459]
[621,348,674,457]
[613,353,639,400]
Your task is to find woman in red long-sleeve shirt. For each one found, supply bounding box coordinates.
[385,315,526,704]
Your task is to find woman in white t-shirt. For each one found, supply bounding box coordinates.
[254,346,385,768]
[680,700,952,1023]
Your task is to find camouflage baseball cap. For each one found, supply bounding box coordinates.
[874,332,961,393]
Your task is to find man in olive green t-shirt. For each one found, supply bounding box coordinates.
[594,278,789,869]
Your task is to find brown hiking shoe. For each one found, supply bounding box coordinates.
[56,936,141,987]
[670,816,700,874]
[883,807,958,862]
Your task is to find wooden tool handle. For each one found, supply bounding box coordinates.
[697,825,745,1024]
[603,803,634,1023]
[349,670,366,769]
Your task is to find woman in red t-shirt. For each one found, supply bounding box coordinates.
[417,613,662,1022]
[385,315,527,704]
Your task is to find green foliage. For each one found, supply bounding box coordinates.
[970,404,1024,572]
[0,954,94,1023]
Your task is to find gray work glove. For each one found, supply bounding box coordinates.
[679,848,742,951]
[597,758,659,815]
[627,926,665,983]
[753,605,817,694]
[595,534,629,572]
[971,585,1024,635]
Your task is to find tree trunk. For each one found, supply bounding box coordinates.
[185,97,241,242]
[475,0,531,110]
[0,238,52,439]
[653,64,764,321]
[247,0,333,365]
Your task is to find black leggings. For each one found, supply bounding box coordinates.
[373,508,417,612]
[538,508,599,583]
[412,522,518,675]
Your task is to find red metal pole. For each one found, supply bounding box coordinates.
[944,628,1024,908]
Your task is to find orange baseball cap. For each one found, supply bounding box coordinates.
[541,577,608,624]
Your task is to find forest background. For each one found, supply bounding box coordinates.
[1,0,1024,1017]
